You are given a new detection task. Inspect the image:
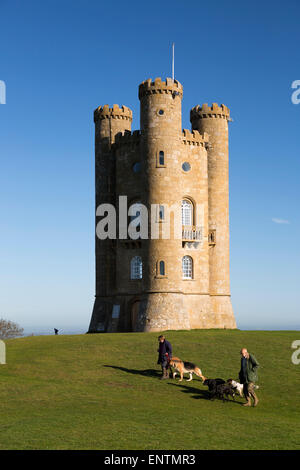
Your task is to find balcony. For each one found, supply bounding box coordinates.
[182,226,203,245]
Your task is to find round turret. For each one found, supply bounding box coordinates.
[190,103,230,123]
[94,104,132,146]
[190,102,236,328]
[94,104,133,123]
[93,104,132,302]
[139,77,183,137]
[138,77,183,100]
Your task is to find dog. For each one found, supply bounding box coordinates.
[227,379,260,397]
[169,357,205,382]
[203,378,225,394]
[215,383,235,402]
[203,378,226,399]
[203,378,235,402]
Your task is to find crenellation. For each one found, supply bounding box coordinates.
[182,129,209,146]
[139,77,183,100]
[94,104,133,122]
[190,103,230,121]
[114,130,141,147]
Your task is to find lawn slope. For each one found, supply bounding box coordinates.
[0,329,299,450]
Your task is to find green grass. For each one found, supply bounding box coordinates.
[0,329,299,450]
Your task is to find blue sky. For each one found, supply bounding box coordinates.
[0,0,299,332]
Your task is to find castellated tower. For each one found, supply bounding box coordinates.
[88,78,236,333]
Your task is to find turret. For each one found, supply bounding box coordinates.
[139,77,183,137]
[93,104,132,298]
[136,78,190,330]
[94,104,132,146]
[190,103,236,327]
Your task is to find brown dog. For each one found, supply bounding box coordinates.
[169,356,206,382]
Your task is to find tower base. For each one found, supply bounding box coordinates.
[88,293,236,332]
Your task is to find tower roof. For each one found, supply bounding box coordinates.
[94,104,132,123]
[138,77,183,100]
[190,103,230,121]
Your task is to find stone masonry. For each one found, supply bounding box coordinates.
[88,78,237,333]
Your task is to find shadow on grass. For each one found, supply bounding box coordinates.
[103,366,243,405]
[167,382,210,400]
[103,365,161,378]
[168,382,243,405]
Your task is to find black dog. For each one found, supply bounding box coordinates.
[203,379,235,402]
[215,383,235,402]
[203,378,225,398]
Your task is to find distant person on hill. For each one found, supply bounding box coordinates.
[157,335,172,380]
[54,328,59,335]
[239,348,259,407]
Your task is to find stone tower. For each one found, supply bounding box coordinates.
[88,78,236,333]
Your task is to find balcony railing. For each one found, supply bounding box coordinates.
[182,225,203,241]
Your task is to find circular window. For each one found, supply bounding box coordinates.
[182,162,191,172]
[158,109,164,115]
[133,162,141,173]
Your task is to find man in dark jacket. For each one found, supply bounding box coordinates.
[157,335,172,380]
[239,348,259,407]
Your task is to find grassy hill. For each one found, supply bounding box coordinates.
[0,329,299,450]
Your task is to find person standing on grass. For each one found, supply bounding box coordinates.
[239,348,259,407]
[157,335,172,380]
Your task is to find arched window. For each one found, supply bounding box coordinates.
[159,260,165,276]
[181,199,193,226]
[131,256,142,280]
[182,256,193,279]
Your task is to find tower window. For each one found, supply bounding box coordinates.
[159,260,165,276]
[181,199,193,226]
[208,229,216,245]
[157,150,166,167]
[159,205,165,221]
[159,151,164,166]
[132,162,141,173]
[182,256,193,279]
[182,162,191,172]
[131,256,142,280]
[156,259,167,278]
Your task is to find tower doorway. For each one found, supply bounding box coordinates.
[131,300,140,331]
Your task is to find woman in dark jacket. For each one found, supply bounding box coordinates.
[157,335,172,380]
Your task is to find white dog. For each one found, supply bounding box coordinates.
[228,379,259,397]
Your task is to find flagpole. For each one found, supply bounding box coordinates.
[172,43,175,81]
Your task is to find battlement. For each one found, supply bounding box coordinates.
[114,129,141,147]
[182,129,209,147]
[94,104,133,123]
[138,77,183,100]
[190,103,230,121]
